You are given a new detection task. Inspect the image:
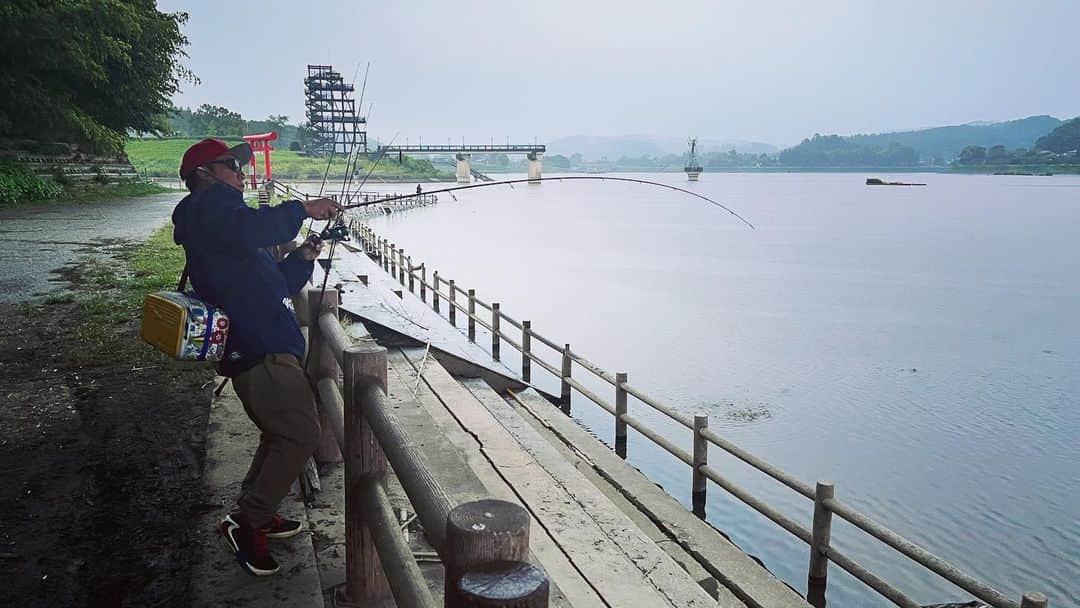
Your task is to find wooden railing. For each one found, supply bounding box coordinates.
[347,223,1050,608]
[283,241,550,607]
[271,180,438,216]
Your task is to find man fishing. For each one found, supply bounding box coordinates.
[171,138,343,576]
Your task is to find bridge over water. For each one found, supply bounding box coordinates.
[377,143,547,183]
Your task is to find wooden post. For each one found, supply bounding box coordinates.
[407,255,415,292]
[615,372,628,459]
[560,344,571,415]
[521,321,532,383]
[467,289,476,342]
[692,415,708,518]
[398,248,406,284]
[305,288,344,463]
[420,265,427,301]
[1021,593,1048,608]
[445,499,530,608]
[491,303,501,361]
[389,242,395,274]
[340,345,390,604]
[807,480,835,608]
[449,279,457,325]
[458,561,549,608]
[433,271,441,313]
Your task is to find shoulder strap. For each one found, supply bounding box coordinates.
[177,264,189,292]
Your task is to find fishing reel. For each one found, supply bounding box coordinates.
[319,218,351,242]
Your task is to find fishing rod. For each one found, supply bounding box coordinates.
[339,175,756,229]
[306,133,399,369]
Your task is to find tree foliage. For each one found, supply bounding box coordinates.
[1034,117,1080,153]
[0,0,194,153]
[778,134,918,167]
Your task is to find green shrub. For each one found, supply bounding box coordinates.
[0,162,64,205]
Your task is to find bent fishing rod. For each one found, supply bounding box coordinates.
[337,175,756,230]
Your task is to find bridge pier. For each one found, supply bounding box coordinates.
[527,152,542,184]
[455,153,472,184]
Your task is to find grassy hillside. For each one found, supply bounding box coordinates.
[126,137,448,180]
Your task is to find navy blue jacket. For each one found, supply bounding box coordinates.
[172,182,312,377]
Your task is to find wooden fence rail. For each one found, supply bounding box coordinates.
[347,223,1048,608]
[286,256,549,608]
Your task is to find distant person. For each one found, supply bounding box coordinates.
[171,138,343,576]
[416,183,422,195]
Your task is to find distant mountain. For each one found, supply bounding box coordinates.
[546,135,777,160]
[848,115,1062,161]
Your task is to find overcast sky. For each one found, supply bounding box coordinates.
[160,0,1078,147]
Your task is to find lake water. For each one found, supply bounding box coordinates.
[358,172,1078,607]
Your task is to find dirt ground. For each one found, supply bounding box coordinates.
[0,255,214,606]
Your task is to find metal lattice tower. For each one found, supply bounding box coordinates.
[304,65,367,156]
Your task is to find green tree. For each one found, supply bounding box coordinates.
[190,104,244,137]
[1034,117,1080,153]
[958,145,987,164]
[987,144,1009,163]
[0,0,193,153]
[546,154,571,169]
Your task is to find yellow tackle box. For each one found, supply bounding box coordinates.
[140,291,230,361]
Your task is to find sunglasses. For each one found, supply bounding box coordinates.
[205,158,243,174]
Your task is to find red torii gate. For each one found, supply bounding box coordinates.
[242,132,278,189]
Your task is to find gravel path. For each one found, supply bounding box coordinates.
[0,192,184,303]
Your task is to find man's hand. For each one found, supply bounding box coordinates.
[302,197,344,220]
[299,234,324,261]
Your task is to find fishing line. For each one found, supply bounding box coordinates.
[341,175,756,229]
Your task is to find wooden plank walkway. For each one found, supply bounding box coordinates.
[301,245,813,607]
[395,347,714,607]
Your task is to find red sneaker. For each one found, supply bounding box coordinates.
[218,514,280,576]
[225,511,304,539]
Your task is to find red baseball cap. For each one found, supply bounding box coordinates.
[178,138,253,179]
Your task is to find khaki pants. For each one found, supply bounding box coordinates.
[232,353,321,527]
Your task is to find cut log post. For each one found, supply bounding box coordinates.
[445,499,531,608]
[433,271,441,312]
[692,415,708,518]
[458,560,549,607]
[491,303,501,361]
[521,321,532,383]
[560,344,571,415]
[420,265,427,301]
[398,248,406,284]
[306,289,339,380]
[449,280,457,325]
[1021,593,1048,608]
[407,256,415,292]
[314,336,344,463]
[339,345,390,604]
[615,372,628,459]
[807,480,835,608]
[389,243,396,276]
[468,289,477,342]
